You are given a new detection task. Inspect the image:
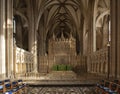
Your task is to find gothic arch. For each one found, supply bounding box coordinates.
[93,0,110,51]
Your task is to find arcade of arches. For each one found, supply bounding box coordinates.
[0,0,120,83]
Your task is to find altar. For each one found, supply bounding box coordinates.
[38,33,79,73]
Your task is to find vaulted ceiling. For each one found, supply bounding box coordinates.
[37,0,92,39]
[13,0,110,52]
[44,0,80,38]
[13,0,92,38]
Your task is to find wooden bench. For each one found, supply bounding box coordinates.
[0,79,27,94]
[95,80,118,94]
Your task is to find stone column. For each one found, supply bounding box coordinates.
[27,1,38,73]
[111,0,120,78]
[0,0,13,78]
[0,0,6,78]
[116,0,120,79]
[34,31,38,73]
[7,0,13,78]
[29,28,38,73]
[28,24,38,73]
[93,0,99,52]
[13,45,16,78]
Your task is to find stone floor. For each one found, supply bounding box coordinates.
[23,72,106,86]
[27,86,96,94]
[23,71,106,94]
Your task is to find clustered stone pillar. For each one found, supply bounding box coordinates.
[33,33,38,73]
[111,0,120,78]
[0,0,6,78]
[28,28,38,73]
[0,0,13,78]
[6,0,14,78]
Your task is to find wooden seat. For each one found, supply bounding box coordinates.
[0,80,4,85]
[95,80,104,93]
[4,79,10,83]
[0,85,6,93]
[4,88,20,94]
[5,82,12,90]
[0,79,10,93]
[113,80,119,84]
[110,83,117,91]
[12,81,18,88]
[115,85,120,93]
[17,79,28,93]
[0,80,5,92]
[0,79,28,94]
[95,79,120,94]
[17,79,23,86]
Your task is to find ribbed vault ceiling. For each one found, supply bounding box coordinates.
[40,0,84,39]
[13,0,93,38]
[13,0,110,52]
[13,0,110,37]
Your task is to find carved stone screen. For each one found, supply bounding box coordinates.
[52,41,70,55]
[48,35,76,65]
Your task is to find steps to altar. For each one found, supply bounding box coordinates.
[18,71,105,86]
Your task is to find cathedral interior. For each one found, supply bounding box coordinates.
[0,0,120,94]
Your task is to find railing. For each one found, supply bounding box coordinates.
[87,47,108,75]
[16,72,48,80]
[38,55,87,73]
[75,55,87,73]
[14,46,34,77]
[14,47,87,79]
